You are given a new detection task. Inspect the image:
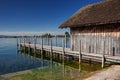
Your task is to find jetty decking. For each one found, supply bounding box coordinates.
[19,42,120,68]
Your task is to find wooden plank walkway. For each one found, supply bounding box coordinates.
[20,43,120,64]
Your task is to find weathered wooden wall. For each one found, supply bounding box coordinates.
[70,23,120,56]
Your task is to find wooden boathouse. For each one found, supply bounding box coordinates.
[59,0,120,56]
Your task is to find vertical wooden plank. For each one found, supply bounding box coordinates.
[108,32,110,55]
[79,40,82,63]
[110,28,112,55]
[118,29,120,56]
[70,34,72,50]
[79,40,82,72]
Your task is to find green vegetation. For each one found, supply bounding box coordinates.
[2,59,109,80]
[3,65,79,80]
[41,33,53,38]
[65,31,70,37]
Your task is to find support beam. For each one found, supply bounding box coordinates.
[102,40,105,68]
[62,39,65,63]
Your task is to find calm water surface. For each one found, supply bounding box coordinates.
[0,38,70,75]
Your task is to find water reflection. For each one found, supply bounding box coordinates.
[0,38,50,75]
[0,38,103,80]
[18,48,81,80]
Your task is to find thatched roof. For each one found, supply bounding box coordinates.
[59,0,120,28]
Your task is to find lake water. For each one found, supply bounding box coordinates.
[0,37,70,75]
[0,38,102,80]
[0,38,40,74]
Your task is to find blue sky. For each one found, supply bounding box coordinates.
[0,0,102,35]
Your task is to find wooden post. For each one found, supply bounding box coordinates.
[79,40,82,72]
[24,37,26,52]
[47,36,49,58]
[102,40,105,68]
[41,37,44,71]
[34,36,37,53]
[62,39,65,79]
[62,39,65,63]
[56,35,57,47]
[19,37,21,48]
[79,40,82,63]
[28,38,31,54]
[41,37,43,56]
[17,37,19,47]
[65,34,67,48]
[48,36,49,46]
[50,39,53,62]
[50,39,53,80]
[20,37,21,44]
[24,37,25,46]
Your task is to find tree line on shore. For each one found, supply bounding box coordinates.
[0,32,70,38]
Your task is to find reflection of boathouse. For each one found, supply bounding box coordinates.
[59,0,120,56]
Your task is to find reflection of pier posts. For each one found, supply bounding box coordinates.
[41,37,44,70]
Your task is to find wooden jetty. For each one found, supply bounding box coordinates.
[18,37,120,68]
